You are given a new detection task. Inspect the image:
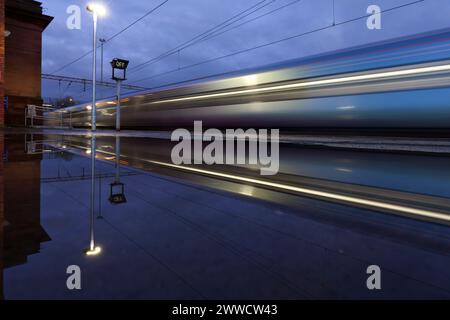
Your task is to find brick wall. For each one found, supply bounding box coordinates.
[0,135,4,300]
[5,12,43,98]
[4,0,52,126]
[0,0,5,127]
[0,0,5,299]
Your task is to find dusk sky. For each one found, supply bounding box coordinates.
[40,0,450,102]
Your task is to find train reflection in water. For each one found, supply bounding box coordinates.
[45,134,450,225]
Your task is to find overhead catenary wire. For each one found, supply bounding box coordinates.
[43,74,149,90]
[72,0,274,97]
[58,0,427,103]
[196,0,302,45]
[49,0,170,75]
[54,0,272,98]
[127,0,303,79]
[129,0,426,85]
[128,0,275,73]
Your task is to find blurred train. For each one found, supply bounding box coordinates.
[46,28,450,131]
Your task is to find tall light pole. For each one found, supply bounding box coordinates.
[86,3,106,132]
[85,3,106,257]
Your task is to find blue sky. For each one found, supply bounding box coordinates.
[41,0,450,102]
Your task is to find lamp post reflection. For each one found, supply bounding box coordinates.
[85,135,101,256]
[97,173,103,220]
[115,136,120,183]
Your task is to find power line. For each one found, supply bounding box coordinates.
[49,0,170,75]
[129,0,426,85]
[49,51,92,76]
[105,0,169,43]
[174,0,277,60]
[198,0,303,47]
[128,0,271,72]
[130,0,303,73]
[129,0,302,77]
[128,0,275,73]
[43,74,150,91]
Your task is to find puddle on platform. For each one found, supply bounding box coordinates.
[1,133,450,299]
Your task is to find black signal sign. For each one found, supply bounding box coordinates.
[111,58,129,81]
[111,58,129,70]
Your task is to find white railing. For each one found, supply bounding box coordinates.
[24,133,64,155]
[25,104,72,128]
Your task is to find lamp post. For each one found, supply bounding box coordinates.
[86,3,106,131]
[85,3,106,256]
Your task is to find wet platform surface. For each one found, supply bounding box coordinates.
[7,127,450,153]
[1,132,450,299]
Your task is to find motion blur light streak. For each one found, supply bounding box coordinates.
[150,63,450,105]
[44,29,450,129]
[148,160,450,223]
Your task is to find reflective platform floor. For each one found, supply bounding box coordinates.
[1,132,450,299]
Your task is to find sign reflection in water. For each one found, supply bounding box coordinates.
[109,136,127,205]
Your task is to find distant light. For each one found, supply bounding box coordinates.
[85,246,102,256]
[338,106,355,110]
[86,3,107,16]
[243,75,259,86]
[86,149,92,154]
[86,105,92,111]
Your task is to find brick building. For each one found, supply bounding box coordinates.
[1,0,5,126]
[1,0,52,126]
[0,1,51,298]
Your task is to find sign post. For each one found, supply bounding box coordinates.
[110,58,129,131]
[115,79,121,130]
